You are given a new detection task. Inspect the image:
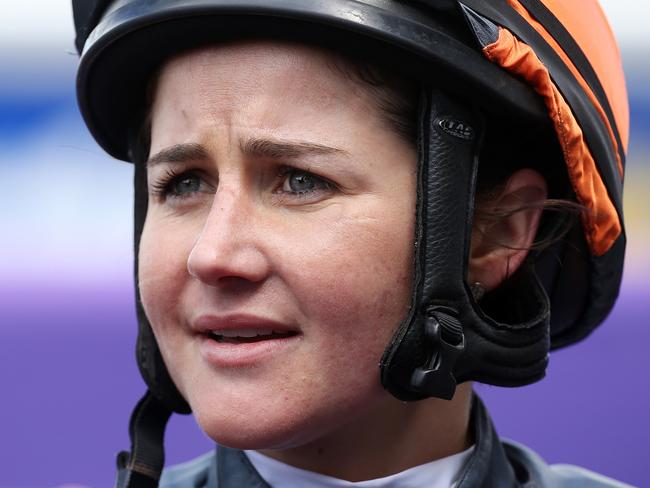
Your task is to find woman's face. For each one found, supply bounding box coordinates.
[139,41,417,449]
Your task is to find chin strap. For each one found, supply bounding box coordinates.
[379,87,483,401]
[116,391,172,488]
[380,87,550,401]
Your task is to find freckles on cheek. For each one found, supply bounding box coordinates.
[291,214,413,343]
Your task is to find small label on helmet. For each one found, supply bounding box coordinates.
[437,118,474,140]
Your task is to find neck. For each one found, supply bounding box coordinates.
[258,384,474,482]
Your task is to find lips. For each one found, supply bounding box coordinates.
[192,313,299,340]
[191,313,301,366]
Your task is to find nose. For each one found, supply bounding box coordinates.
[187,186,271,286]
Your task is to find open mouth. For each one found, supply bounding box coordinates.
[206,329,298,344]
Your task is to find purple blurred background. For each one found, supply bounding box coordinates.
[1,2,649,486]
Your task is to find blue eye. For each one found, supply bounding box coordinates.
[150,169,210,200]
[170,174,201,196]
[281,169,331,195]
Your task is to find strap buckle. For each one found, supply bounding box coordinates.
[409,306,465,400]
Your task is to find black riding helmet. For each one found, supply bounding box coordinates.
[73,1,628,485]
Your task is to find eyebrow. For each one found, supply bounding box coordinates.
[146,138,348,167]
[240,137,349,160]
[146,143,210,167]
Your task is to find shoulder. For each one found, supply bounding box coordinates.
[503,439,634,488]
[159,450,216,488]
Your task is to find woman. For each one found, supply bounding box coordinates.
[72,1,629,486]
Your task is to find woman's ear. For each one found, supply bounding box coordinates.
[469,168,548,292]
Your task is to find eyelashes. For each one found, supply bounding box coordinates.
[148,165,337,203]
[148,166,180,197]
[149,167,208,199]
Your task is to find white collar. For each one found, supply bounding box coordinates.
[244,445,475,488]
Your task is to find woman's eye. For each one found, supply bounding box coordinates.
[171,174,202,196]
[150,170,211,200]
[280,169,332,195]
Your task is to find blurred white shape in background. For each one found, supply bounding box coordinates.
[599,1,650,47]
[1,2,73,48]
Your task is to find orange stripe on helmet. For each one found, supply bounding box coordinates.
[539,0,629,152]
[506,0,627,178]
[483,27,621,256]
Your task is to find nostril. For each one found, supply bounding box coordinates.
[186,222,271,285]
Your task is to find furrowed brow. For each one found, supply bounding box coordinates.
[240,137,349,159]
[146,143,210,167]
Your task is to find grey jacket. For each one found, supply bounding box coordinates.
[160,397,632,487]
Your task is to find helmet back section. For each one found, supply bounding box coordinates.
[73,1,627,485]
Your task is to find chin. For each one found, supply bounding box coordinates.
[191,404,317,450]
[187,385,378,451]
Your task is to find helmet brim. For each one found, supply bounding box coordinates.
[76,0,549,161]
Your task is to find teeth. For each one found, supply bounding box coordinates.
[210,328,280,338]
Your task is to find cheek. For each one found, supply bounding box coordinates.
[137,214,195,358]
[263,204,416,442]
[282,203,415,365]
[305,235,409,323]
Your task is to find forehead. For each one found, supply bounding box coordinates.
[159,40,350,87]
[149,40,384,149]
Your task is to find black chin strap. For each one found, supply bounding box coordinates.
[116,391,172,488]
[380,87,483,400]
[381,87,550,401]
